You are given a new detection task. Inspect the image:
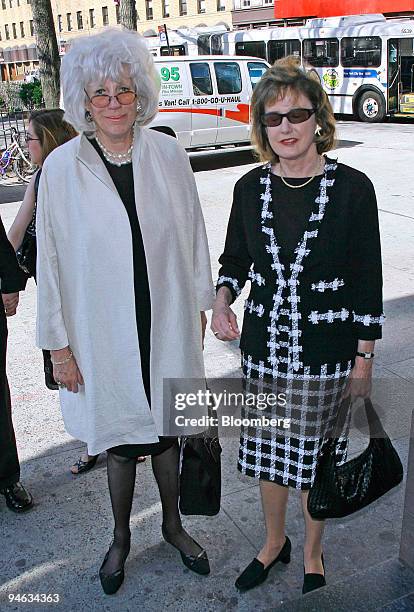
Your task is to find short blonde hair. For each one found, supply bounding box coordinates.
[60,28,160,133]
[251,56,336,164]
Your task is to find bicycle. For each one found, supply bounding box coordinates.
[0,126,37,183]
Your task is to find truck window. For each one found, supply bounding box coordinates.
[247,62,268,88]
[190,62,213,96]
[267,40,301,64]
[235,41,266,60]
[341,36,382,68]
[214,62,242,94]
[303,38,339,68]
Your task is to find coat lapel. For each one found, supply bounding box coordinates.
[76,133,120,196]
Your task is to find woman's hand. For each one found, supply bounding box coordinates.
[343,357,373,399]
[51,347,84,393]
[211,287,240,341]
[2,292,19,316]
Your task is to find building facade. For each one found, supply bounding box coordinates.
[0,0,233,81]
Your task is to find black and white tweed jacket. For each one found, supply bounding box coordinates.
[216,158,384,370]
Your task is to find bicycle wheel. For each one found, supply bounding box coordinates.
[13,156,37,183]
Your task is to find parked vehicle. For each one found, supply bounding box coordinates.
[149,55,269,148]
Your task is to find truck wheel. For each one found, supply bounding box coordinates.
[356,91,386,122]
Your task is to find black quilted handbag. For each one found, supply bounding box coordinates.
[307,398,403,520]
[179,429,222,517]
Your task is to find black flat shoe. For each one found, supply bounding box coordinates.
[70,454,99,475]
[99,543,130,595]
[162,526,210,576]
[235,536,291,593]
[302,553,326,595]
[0,482,33,513]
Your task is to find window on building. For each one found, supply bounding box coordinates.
[5,24,9,40]
[77,11,83,29]
[9,0,12,7]
[12,22,16,38]
[197,0,205,14]
[162,0,169,17]
[19,21,24,37]
[268,39,301,64]
[102,6,109,26]
[27,0,30,3]
[179,0,187,15]
[115,4,120,23]
[190,62,213,96]
[29,19,33,35]
[1,0,5,10]
[145,0,153,20]
[235,41,266,60]
[89,8,95,28]
[214,61,242,94]
[67,13,72,31]
[242,0,250,6]
[341,36,381,68]
[217,0,225,11]
[57,14,62,32]
[303,38,339,68]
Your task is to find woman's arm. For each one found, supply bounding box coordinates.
[7,171,37,250]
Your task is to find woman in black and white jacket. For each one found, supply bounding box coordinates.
[212,57,383,595]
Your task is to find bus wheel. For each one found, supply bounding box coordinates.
[356,91,386,122]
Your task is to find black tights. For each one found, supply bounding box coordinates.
[101,441,202,575]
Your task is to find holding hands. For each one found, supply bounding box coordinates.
[211,287,240,341]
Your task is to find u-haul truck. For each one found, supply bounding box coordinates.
[149,55,269,149]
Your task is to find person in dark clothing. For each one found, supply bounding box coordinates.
[212,56,383,595]
[0,214,33,512]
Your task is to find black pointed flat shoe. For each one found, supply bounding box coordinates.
[302,553,326,595]
[235,536,291,593]
[162,526,210,576]
[99,543,130,595]
[0,482,33,513]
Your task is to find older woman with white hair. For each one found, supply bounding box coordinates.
[36,29,214,595]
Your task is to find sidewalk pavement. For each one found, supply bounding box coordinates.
[0,121,413,611]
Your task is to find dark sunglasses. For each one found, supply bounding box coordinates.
[261,108,316,127]
[84,89,137,108]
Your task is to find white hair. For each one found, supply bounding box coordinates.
[61,28,160,133]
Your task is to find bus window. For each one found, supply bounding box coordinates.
[235,41,266,60]
[214,62,242,94]
[190,62,213,96]
[341,37,382,68]
[161,45,186,56]
[303,39,339,68]
[247,62,268,88]
[267,40,301,64]
[211,33,223,55]
[197,34,211,55]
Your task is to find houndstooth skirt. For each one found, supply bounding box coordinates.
[238,354,353,490]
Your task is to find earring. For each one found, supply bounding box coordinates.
[85,110,93,123]
[315,125,322,136]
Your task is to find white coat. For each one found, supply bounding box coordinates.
[36,127,215,455]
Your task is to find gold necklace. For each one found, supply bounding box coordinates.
[279,157,324,189]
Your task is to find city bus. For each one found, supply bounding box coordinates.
[217,14,414,122]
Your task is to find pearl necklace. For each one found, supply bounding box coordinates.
[95,132,134,166]
[279,156,325,189]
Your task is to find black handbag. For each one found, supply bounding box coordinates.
[16,208,37,277]
[179,414,222,516]
[307,398,403,520]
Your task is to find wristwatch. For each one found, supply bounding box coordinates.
[356,351,375,359]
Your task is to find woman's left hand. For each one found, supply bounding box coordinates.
[343,357,373,399]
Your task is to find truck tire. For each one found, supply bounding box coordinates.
[356,91,386,123]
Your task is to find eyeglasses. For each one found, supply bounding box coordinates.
[84,89,137,108]
[25,135,40,143]
[261,108,316,127]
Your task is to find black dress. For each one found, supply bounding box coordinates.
[217,159,383,489]
[89,139,176,457]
